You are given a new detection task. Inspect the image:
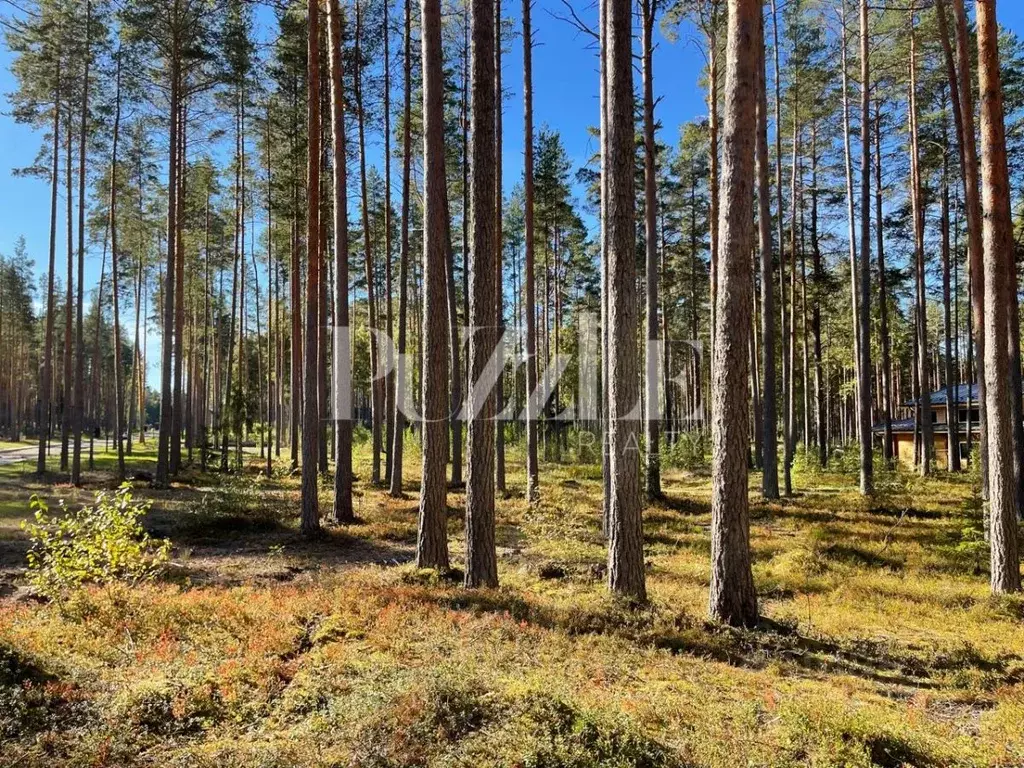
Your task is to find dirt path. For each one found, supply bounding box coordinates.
[0,446,36,466]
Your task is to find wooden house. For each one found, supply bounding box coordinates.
[873,384,981,469]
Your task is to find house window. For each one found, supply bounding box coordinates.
[960,442,970,461]
[959,408,980,423]
[932,410,938,423]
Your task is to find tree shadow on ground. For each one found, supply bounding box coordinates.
[399,582,1019,697]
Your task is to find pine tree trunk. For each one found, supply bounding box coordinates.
[786,78,798,477]
[709,0,758,629]
[355,1,383,486]
[874,104,893,469]
[494,0,506,495]
[390,0,414,497]
[445,194,463,488]
[37,51,60,476]
[707,2,720,362]
[327,0,354,523]
[839,0,861,459]
[641,0,661,501]
[770,0,790,496]
[856,0,873,493]
[977,0,1021,592]
[109,49,125,480]
[417,0,452,570]
[156,37,179,488]
[941,142,961,472]
[290,109,302,472]
[383,0,395,488]
[62,112,72,473]
[605,0,645,602]
[465,0,499,588]
[599,0,609,532]
[523,0,539,503]
[755,6,778,498]
[810,124,827,467]
[909,20,932,477]
[171,98,188,476]
[950,0,988,491]
[71,0,91,487]
[265,105,274,477]
[300,0,322,535]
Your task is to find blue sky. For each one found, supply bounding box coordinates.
[2,0,1024,389]
[5,2,1024,274]
[0,1,707,279]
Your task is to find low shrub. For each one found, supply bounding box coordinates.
[23,484,171,602]
[662,432,708,472]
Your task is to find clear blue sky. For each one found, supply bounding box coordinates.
[0,2,707,282]
[2,0,1024,361]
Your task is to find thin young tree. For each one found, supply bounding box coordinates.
[604,0,645,601]
[976,0,1020,593]
[417,0,452,570]
[523,0,539,503]
[62,107,72,474]
[838,0,860,472]
[950,0,987,489]
[874,104,893,469]
[109,46,126,481]
[641,0,661,501]
[770,0,790,496]
[708,0,759,629]
[389,0,414,497]
[755,5,777,500]
[855,0,872,494]
[327,0,354,523]
[354,0,383,486]
[36,22,61,476]
[70,0,92,487]
[909,18,932,477]
[383,0,396,488]
[940,123,961,472]
[494,0,506,495]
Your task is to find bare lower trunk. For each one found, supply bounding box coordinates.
[874,104,893,469]
[941,145,961,472]
[355,3,383,486]
[300,0,321,535]
[709,0,758,629]
[417,0,452,570]
[770,0,790,496]
[951,0,988,494]
[641,0,661,501]
[156,48,179,488]
[605,0,645,602]
[856,0,873,493]
[465,0,499,588]
[523,0,539,503]
[37,55,60,476]
[909,21,932,477]
[71,0,92,487]
[109,50,125,480]
[755,7,778,499]
[977,0,1020,592]
[390,0,414,497]
[494,0,506,495]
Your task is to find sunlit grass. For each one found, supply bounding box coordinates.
[0,437,1020,767]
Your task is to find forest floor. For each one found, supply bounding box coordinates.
[1,436,1022,767]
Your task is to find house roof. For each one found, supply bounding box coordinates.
[903,384,979,408]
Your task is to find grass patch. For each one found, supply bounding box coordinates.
[0,443,1019,766]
